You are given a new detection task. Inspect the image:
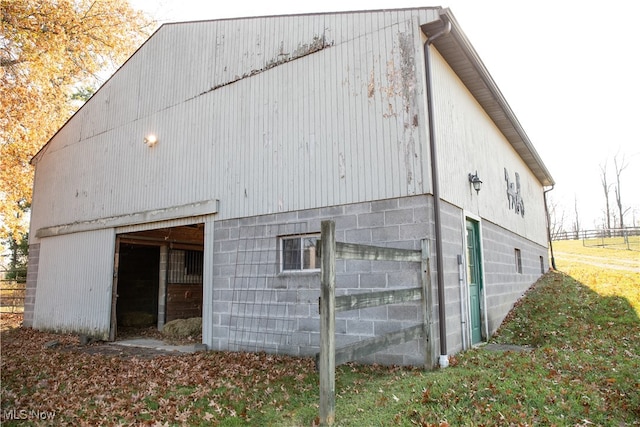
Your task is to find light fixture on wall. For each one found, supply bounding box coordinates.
[468,171,482,194]
[144,134,158,147]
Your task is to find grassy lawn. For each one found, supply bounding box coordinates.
[1,246,639,426]
[553,239,640,316]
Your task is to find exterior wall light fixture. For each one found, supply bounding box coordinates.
[468,171,482,194]
[144,134,158,147]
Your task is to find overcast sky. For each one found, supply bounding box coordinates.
[130,0,640,230]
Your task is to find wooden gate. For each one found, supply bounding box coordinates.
[318,220,434,426]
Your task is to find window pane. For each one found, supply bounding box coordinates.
[515,248,522,274]
[302,237,319,269]
[282,238,301,270]
[185,250,203,276]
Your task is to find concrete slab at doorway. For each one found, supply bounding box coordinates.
[114,338,198,354]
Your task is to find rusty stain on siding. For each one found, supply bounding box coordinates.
[367,70,375,98]
[377,31,420,188]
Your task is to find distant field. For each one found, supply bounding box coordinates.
[582,234,640,251]
[552,239,640,315]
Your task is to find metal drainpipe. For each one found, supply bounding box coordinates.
[543,185,556,270]
[423,19,451,368]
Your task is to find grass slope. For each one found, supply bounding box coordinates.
[1,250,639,425]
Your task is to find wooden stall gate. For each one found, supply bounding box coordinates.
[318,220,434,426]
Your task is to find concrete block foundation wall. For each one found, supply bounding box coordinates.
[210,195,434,366]
[209,195,549,364]
[22,195,548,366]
[481,220,548,336]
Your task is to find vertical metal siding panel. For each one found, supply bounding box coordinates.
[358,14,373,201]
[287,15,298,212]
[306,15,317,209]
[329,14,342,203]
[355,13,369,202]
[356,14,378,200]
[277,17,287,212]
[304,16,318,208]
[292,13,303,211]
[262,18,275,214]
[319,15,335,207]
[346,12,361,201]
[382,15,401,198]
[33,229,115,337]
[247,66,257,213]
[32,11,448,240]
[372,12,387,198]
[432,49,548,245]
[201,215,215,347]
[330,14,345,205]
[368,12,384,200]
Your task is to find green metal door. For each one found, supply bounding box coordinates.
[466,220,483,344]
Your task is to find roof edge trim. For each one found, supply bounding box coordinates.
[424,8,554,186]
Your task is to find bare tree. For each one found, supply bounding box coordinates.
[613,153,630,229]
[546,194,566,240]
[572,195,581,239]
[599,161,612,235]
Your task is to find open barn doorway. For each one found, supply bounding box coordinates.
[110,224,204,340]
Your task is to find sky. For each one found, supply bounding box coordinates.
[130,0,640,230]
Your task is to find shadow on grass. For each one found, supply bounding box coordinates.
[373,270,640,427]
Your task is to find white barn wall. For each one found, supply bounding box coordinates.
[32,229,115,338]
[30,9,442,242]
[25,9,555,360]
[430,48,548,246]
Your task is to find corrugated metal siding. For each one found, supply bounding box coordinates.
[30,9,440,240]
[430,48,547,245]
[32,229,115,338]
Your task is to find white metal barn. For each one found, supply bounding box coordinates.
[26,7,554,367]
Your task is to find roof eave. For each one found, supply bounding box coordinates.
[422,9,555,187]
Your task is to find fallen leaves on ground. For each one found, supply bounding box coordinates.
[1,315,316,426]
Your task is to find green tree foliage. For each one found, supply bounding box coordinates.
[5,232,29,283]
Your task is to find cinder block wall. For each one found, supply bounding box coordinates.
[23,243,40,327]
[481,220,548,336]
[210,195,434,366]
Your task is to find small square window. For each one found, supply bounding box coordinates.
[281,235,320,272]
[515,248,522,274]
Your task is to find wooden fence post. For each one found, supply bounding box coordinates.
[319,220,336,426]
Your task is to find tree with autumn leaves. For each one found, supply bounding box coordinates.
[1,0,153,244]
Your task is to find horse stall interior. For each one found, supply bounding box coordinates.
[114,224,204,337]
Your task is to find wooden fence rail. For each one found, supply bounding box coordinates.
[318,220,433,426]
[0,281,26,313]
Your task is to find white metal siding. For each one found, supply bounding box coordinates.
[32,229,115,338]
[430,48,548,245]
[30,9,440,241]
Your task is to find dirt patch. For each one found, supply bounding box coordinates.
[118,324,202,345]
[60,342,184,359]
